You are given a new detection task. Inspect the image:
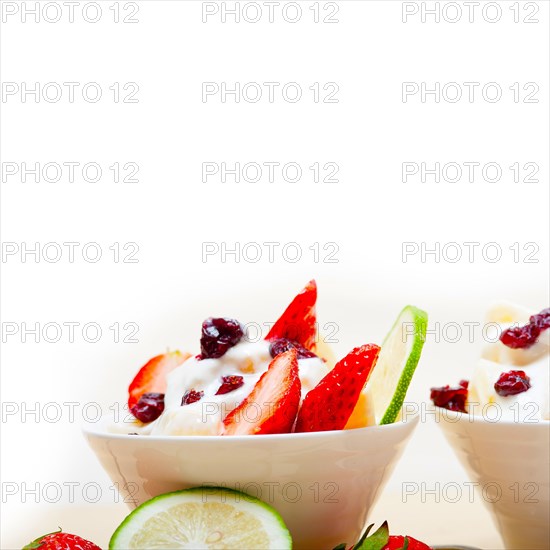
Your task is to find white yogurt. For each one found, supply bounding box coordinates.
[148,340,328,435]
[467,303,549,421]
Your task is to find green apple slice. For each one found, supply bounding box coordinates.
[368,305,428,424]
[109,487,292,550]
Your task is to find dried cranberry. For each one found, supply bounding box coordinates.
[215,375,244,395]
[200,317,244,359]
[430,381,469,413]
[130,392,165,423]
[530,308,550,330]
[494,370,531,396]
[500,324,541,349]
[181,389,204,405]
[500,307,550,349]
[269,338,317,359]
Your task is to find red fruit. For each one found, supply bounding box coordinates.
[200,317,244,359]
[130,392,165,423]
[430,380,469,413]
[295,344,380,433]
[336,521,432,550]
[269,338,317,359]
[222,349,301,435]
[23,529,101,550]
[384,535,432,550]
[215,375,245,395]
[530,307,550,329]
[128,351,190,409]
[181,389,204,405]
[266,280,317,351]
[494,370,531,396]
[500,307,550,349]
[500,323,541,349]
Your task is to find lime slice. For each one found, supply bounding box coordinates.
[368,305,428,424]
[109,487,292,550]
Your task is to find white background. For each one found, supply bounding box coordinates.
[1,1,549,548]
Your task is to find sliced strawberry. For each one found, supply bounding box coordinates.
[384,536,432,550]
[266,279,317,351]
[295,344,380,433]
[222,349,301,435]
[128,351,190,409]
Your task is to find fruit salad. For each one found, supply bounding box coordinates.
[431,303,549,421]
[115,281,427,435]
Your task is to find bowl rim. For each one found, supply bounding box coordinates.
[82,412,419,442]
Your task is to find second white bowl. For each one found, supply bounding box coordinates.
[437,411,550,550]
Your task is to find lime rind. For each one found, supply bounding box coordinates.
[109,486,292,550]
[369,305,428,425]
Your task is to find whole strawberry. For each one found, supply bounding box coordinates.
[384,535,431,549]
[23,529,101,550]
[334,521,431,550]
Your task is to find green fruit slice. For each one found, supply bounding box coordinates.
[368,305,428,425]
[109,487,292,550]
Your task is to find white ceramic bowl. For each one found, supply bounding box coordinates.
[437,411,550,550]
[84,415,418,549]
